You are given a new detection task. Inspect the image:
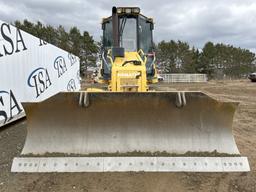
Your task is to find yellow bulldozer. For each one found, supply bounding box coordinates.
[12,7,249,172]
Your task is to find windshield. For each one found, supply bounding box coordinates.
[102,15,153,53]
[103,19,113,50]
[138,16,153,53]
[119,17,137,51]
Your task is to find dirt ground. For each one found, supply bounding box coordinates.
[0,80,256,192]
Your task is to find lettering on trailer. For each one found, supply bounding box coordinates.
[39,39,47,46]
[0,90,23,125]
[77,70,81,82]
[68,53,77,66]
[67,79,76,91]
[0,23,27,57]
[54,56,67,78]
[27,68,52,98]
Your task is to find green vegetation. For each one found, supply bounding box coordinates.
[14,20,256,79]
[157,40,256,79]
[14,20,99,75]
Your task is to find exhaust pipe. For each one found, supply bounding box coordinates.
[112,6,119,47]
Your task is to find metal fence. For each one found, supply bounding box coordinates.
[160,73,207,83]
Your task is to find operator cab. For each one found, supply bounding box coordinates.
[101,7,155,80]
[102,7,154,52]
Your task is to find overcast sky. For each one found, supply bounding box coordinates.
[1,0,256,52]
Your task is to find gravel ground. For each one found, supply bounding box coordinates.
[0,80,256,192]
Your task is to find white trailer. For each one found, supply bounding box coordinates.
[0,20,80,127]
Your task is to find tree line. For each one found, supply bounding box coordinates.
[14,20,256,79]
[14,20,99,75]
[156,41,256,79]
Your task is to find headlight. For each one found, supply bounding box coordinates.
[117,8,122,14]
[133,8,140,14]
[116,7,140,14]
[125,8,132,14]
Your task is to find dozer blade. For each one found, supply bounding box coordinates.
[12,92,250,172]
